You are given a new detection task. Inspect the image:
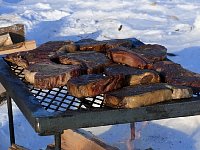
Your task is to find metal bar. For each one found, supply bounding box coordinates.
[130,122,135,140]
[6,93,15,145]
[37,97,200,135]
[0,58,49,132]
[54,133,61,150]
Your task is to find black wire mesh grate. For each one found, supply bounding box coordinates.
[9,64,105,112]
[7,61,200,113]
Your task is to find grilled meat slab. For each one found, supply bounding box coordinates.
[24,63,83,89]
[104,64,160,86]
[107,44,167,69]
[104,83,192,108]
[57,51,112,74]
[67,74,124,98]
[152,61,200,92]
[5,41,72,68]
[75,38,133,52]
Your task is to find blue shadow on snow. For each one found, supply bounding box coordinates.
[97,122,196,150]
[3,0,22,4]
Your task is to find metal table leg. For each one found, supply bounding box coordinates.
[6,94,15,145]
[54,133,61,150]
[130,122,135,140]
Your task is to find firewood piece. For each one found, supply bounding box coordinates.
[104,83,192,108]
[0,40,36,55]
[9,144,29,150]
[46,129,119,150]
[0,24,25,43]
[0,33,13,47]
[0,91,6,106]
[46,144,57,150]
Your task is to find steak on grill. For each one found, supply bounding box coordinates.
[135,44,167,63]
[75,39,107,52]
[67,74,124,98]
[104,64,160,86]
[104,39,133,49]
[5,41,72,68]
[107,44,167,69]
[104,83,193,108]
[76,38,134,52]
[5,38,143,68]
[57,51,112,74]
[24,63,83,89]
[73,38,140,52]
[152,61,200,92]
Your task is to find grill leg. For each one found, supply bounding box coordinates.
[54,133,61,150]
[6,94,15,145]
[130,122,135,140]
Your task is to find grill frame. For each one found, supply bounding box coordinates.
[1,58,200,135]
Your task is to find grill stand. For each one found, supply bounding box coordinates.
[130,122,135,140]
[6,93,63,150]
[6,94,15,145]
[2,58,200,150]
[54,133,62,150]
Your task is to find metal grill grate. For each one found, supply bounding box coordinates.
[7,62,200,113]
[9,64,105,112]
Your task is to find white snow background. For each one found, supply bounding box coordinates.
[1,0,200,149]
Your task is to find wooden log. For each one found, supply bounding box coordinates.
[46,129,119,150]
[0,33,13,47]
[0,91,6,106]
[0,40,36,55]
[9,144,29,150]
[0,79,6,106]
[46,144,58,150]
[0,24,25,43]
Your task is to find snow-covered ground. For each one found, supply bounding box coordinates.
[1,0,200,149]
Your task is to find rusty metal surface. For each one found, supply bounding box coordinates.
[0,58,200,135]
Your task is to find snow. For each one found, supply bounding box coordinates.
[0,0,200,149]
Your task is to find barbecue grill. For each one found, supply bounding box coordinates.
[1,57,200,150]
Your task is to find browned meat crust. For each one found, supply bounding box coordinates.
[67,74,124,98]
[107,44,167,69]
[75,38,133,52]
[24,63,83,89]
[104,83,192,108]
[5,41,72,68]
[152,61,200,92]
[104,64,160,85]
[57,51,112,74]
